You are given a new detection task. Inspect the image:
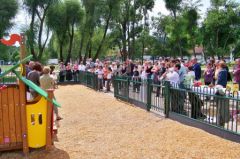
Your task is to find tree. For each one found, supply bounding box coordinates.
[78,0,100,63]
[164,0,182,19]
[185,8,199,57]
[93,0,121,60]
[64,0,83,64]
[164,0,184,58]
[202,1,240,59]
[0,0,18,37]
[47,2,68,62]
[23,0,56,60]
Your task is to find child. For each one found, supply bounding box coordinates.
[132,66,140,93]
[95,66,104,91]
[105,67,112,92]
[50,71,58,89]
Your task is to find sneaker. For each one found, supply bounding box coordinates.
[56,117,63,121]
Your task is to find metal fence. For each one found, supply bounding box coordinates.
[113,76,165,114]
[0,73,18,85]
[113,76,240,138]
[79,71,98,90]
[58,71,98,90]
[167,83,240,136]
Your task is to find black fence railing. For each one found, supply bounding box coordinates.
[113,76,240,139]
[167,83,240,135]
[58,71,98,90]
[0,74,18,85]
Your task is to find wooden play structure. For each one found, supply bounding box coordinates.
[0,34,60,154]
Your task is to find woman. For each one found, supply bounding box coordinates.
[66,63,73,81]
[59,62,66,82]
[216,61,228,88]
[184,66,195,86]
[132,66,140,93]
[203,63,214,86]
[27,62,42,98]
[40,67,62,120]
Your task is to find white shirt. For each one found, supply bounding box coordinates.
[107,73,112,79]
[78,64,86,71]
[95,69,104,79]
[141,71,148,80]
[166,71,180,85]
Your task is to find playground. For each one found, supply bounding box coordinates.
[1,85,240,159]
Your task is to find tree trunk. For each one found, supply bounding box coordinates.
[65,25,74,65]
[122,21,127,61]
[88,40,92,58]
[127,23,131,59]
[78,24,86,64]
[38,24,49,60]
[29,8,37,60]
[193,45,196,58]
[93,8,112,60]
[141,41,145,65]
[37,17,45,60]
[59,40,64,62]
[36,5,49,60]
[131,0,136,60]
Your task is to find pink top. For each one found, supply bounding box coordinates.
[233,65,240,83]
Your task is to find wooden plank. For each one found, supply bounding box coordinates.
[13,87,22,143]
[2,88,10,146]
[46,90,54,150]
[19,81,28,154]
[0,88,3,144]
[8,87,17,145]
[0,142,22,151]
[19,33,29,155]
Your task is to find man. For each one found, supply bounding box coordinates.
[163,63,182,113]
[176,59,186,87]
[192,58,201,81]
[164,63,180,85]
[26,61,35,76]
[78,62,86,71]
[233,58,240,90]
[126,59,134,76]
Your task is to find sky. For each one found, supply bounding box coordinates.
[149,0,211,18]
[10,0,212,34]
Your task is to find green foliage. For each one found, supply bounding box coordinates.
[12,0,240,62]
[0,44,19,62]
[202,1,240,58]
[0,0,18,37]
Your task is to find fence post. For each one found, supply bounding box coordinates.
[113,76,116,97]
[164,81,171,118]
[146,78,152,111]
[127,77,130,102]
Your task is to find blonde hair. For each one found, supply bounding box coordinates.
[219,61,226,68]
[42,66,50,74]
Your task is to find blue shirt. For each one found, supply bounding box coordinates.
[193,63,201,80]
[217,69,227,87]
[179,64,187,83]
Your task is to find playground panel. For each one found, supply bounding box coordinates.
[0,86,23,150]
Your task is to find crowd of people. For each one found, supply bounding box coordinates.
[58,57,240,92]
[26,61,62,121]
